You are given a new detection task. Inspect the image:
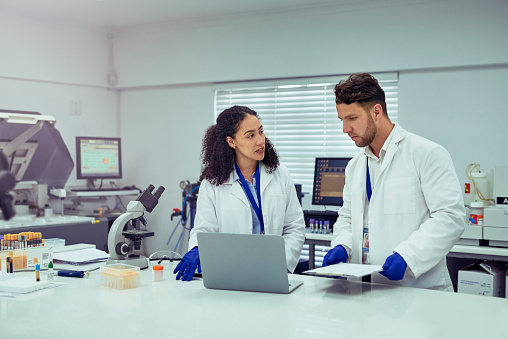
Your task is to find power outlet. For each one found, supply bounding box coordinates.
[70,100,81,116]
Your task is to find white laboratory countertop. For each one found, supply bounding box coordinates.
[2,263,507,339]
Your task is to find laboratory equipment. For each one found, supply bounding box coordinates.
[469,202,484,225]
[494,166,508,205]
[152,265,163,282]
[35,264,40,281]
[177,180,199,227]
[0,110,74,189]
[312,157,351,206]
[0,149,16,221]
[100,264,140,289]
[464,164,494,207]
[47,261,54,281]
[168,181,200,256]
[75,136,122,190]
[57,270,85,278]
[106,184,165,268]
[0,110,74,217]
[459,165,508,247]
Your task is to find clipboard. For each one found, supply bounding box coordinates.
[304,263,383,278]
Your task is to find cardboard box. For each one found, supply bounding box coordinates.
[27,247,52,269]
[458,261,506,298]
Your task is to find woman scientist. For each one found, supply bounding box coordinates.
[174,105,306,281]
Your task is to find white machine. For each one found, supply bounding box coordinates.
[107,184,165,268]
[461,164,508,247]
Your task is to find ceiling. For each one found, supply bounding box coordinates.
[0,0,355,28]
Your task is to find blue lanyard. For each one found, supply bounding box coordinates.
[235,162,265,234]
[366,159,372,202]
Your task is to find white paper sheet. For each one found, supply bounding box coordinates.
[304,263,383,278]
[53,248,109,265]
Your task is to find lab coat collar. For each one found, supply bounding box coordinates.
[226,162,274,207]
[377,123,406,178]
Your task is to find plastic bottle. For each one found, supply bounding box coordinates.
[469,201,484,226]
[47,261,54,282]
[152,265,164,282]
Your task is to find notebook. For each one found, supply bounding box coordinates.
[197,233,303,294]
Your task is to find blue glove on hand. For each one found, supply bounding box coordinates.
[322,245,348,267]
[380,252,407,280]
[174,247,201,281]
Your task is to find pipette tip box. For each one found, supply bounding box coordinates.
[100,264,140,290]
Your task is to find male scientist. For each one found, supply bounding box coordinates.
[322,73,465,290]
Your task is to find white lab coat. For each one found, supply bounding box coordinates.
[188,164,306,273]
[332,124,465,290]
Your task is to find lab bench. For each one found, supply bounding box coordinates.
[1,264,506,339]
[0,215,109,251]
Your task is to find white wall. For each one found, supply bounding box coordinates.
[116,0,508,87]
[399,66,508,186]
[0,12,111,86]
[119,85,214,254]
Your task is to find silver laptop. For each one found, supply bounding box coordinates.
[197,233,303,294]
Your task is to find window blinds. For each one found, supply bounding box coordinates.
[214,73,398,194]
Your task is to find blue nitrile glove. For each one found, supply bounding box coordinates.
[380,252,407,280]
[174,247,201,281]
[322,245,348,267]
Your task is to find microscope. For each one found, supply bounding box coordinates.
[106,184,165,269]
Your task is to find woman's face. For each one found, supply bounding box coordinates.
[227,114,265,165]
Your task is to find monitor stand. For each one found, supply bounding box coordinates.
[86,178,98,190]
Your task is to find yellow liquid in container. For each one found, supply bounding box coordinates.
[100,264,140,290]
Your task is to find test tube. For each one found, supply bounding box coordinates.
[35,264,40,281]
[1,252,6,274]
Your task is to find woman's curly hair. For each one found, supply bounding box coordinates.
[199,105,279,186]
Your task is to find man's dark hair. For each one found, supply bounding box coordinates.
[334,73,388,115]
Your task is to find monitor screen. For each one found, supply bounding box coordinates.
[312,157,351,206]
[76,136,122,180]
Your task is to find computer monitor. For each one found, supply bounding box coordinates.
[312,157,351,206]
[75,137,122,183]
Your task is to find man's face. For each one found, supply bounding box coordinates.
[336,102,376,148]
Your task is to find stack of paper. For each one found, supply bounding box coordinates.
[53,248,109,266]
[304,263,383,278]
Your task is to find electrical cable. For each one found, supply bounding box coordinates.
[166,217,182,246]
[173,230,184,259]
